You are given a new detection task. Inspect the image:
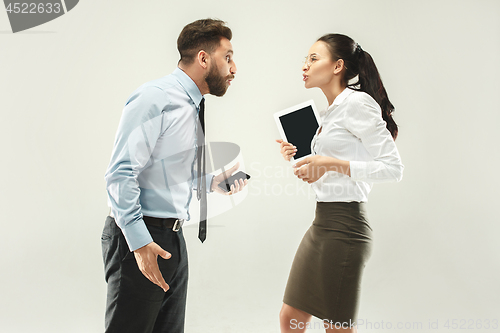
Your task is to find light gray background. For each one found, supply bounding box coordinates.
[1,0,499,332]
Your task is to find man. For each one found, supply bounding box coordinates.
[102,19,246,333]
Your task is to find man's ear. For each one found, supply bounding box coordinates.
[333,59,345,75]
[197,50,209,69]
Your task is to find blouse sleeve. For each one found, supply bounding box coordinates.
[345,92,404,183]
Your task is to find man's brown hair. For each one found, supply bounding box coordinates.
[177,19,232,65]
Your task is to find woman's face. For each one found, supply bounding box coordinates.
[302,41,337,89]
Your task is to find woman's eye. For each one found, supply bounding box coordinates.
[226,56,231,62]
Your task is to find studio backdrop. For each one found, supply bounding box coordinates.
[1,0,499,332]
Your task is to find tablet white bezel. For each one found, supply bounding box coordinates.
[274,99,321,163]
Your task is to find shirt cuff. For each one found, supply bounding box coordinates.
[349,160,368,181]
[121,220,153,252]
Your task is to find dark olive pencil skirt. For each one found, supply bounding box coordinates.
[283,202,373,323]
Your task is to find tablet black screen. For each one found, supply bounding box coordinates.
[279,105,319,159]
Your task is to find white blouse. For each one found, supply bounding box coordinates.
[310,88,403,202]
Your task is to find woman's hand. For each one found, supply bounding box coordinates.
[276,139,297,161]
[293,156,351,183]
[293,155,329,183]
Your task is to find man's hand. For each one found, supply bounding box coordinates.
[133,242,171,292]
[211,162,248,195]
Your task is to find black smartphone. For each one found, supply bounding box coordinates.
[218,171,251,192]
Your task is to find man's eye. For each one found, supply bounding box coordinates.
[310,58,317,62]
[226,56,231,62]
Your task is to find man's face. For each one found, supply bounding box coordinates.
[205,38,236,97]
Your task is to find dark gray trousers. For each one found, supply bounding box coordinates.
[101,216,189,333]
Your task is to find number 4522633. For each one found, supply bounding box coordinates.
[5,3,62,14]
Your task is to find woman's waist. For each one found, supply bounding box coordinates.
[313,201,370,230]
[311,177,372,202]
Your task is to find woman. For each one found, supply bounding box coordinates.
[276,34,403,332]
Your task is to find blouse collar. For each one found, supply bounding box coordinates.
[320,87,355,118]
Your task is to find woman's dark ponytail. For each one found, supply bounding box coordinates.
[318,34,398,140]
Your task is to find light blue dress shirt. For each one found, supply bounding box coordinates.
[105,67,213,251]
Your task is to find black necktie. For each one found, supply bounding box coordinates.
[197,99,207,243]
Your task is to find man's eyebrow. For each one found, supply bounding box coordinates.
[226,50,234,55]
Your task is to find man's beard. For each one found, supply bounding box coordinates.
[205,62,232,97]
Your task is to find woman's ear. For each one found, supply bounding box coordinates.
[333,59,345,75]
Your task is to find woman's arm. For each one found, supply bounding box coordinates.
[345,93,403,183]
[293,155,350,183]
[294,93,403,184]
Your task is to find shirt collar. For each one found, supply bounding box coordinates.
[329,87,354,109]
[321,87,355,118]
[172,67,204,108]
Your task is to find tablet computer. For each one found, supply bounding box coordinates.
[274,100,321,162]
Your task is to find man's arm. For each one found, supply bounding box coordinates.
[105,85,172,291]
